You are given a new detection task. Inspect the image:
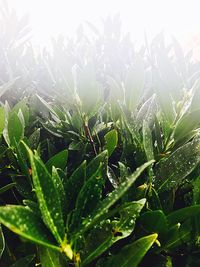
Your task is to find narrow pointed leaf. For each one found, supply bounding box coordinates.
[11,98,29,126]
[0,107,5,135]
[0,206,59,250]
[102,233,158,267]
[0,225,5,259]
[82,199,146,265]
[143,121,154,161]
[80,160,154,233]
[174,109,200,142]
[86,150,108,178]
[11,254,35,267]
[155,135,200,192]
[65,160,86,213]
[52,167,66,214]
[71,164,104,231]
[0,183,16,195]
[24,143,65,244]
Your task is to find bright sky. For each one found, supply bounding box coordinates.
[6,0,200,49]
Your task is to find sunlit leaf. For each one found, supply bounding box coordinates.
[78,160,154,234]
[104,129,118,158]
[0,206,59,250]
[45,149,68,172]
[155,135,200,192]
[24,143,65,244]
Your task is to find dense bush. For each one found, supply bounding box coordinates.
[1,3,200,267]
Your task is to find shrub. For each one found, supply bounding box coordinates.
[1,4,200,267]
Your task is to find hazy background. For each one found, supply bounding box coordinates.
[6,0,200,57]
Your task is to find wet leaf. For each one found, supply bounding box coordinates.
[0,206,59,250]
[136,94,157,130]
[65,160,86,213]
[155,135,200,192]
[82,199,146,265]
[104,129,118,158]
[24,143,65,244]
[79,160,154,233]
[71,164,104,231]
[28,128,40,150]
[174,109,200,142]
[86,150,108,179]
[143,121,154,161]
[52,167,67,215]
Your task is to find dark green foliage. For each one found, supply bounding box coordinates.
[0,3,200,267]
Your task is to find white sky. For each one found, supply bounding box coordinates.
[5,0,200,49]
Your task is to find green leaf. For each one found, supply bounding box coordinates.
[155,135,200,192]
[28,128,40,150]
[0,206,59,250]
[11,98,29,126]
[193,176,200,204]
[15,140,32,183]
[11,254,35,267]
[23,199,40,217]
[167,205,200,225]
[82,199,146,266]
[101,233,158,267]
[71,164,104,231]
[0,106,5,135]
[45,149,68,173]
[52,167,66,215]
[24,143,65,244]
[0,225,5,259]
[104,129,118,158]
[34,94,58,117]
[139,210,168,234]
[107,166,119,188]
[174,109,200,142]
[86,150,108,178]
[0,183,16,195]
[160,220,191,250]
[136,94,157,130]
[7,112,24,147]
[143,121,154,161]
[190,78,200,112]
[39,246,64,267]
[65,160,86,213]
[79,160,154,234]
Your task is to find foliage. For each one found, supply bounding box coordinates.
[0,2,200,266]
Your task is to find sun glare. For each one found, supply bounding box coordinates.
[6,0,200,49]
